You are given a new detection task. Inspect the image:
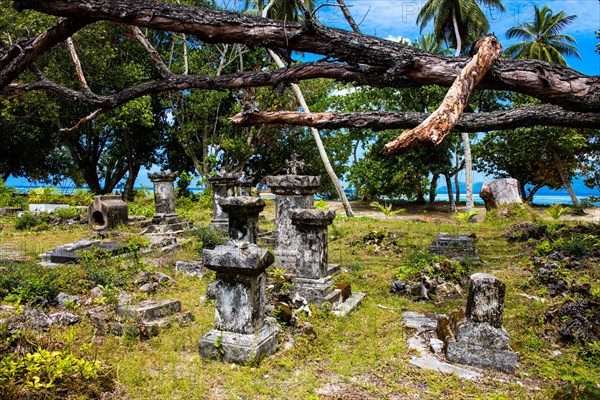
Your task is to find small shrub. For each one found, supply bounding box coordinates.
[190,226,227,252]
[14,213,40,230]
[370,201,405,219]
[67,189,94,206]
[545,203,569,220]
[54,207,84,220]
[454,209,478,224]
[314,199,328,210]
[27,187,61,204]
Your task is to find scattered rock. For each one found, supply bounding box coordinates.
[49,312,80,326]
[546,300,600,343]
[1,308,54,333]
[175,261,205,277]
[139,282,159,293]
[205,281,218,300]
[479,178,522,210]
[505,222,547,242]
[390,280,408,295]
[299,321,316,337]
[55,292,81,308]
[430,338,444,355]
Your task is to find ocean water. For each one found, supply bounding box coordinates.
[7,185,596,206]
[435,194,597,206]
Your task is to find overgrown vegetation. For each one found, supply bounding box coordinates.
[1,198,599,398]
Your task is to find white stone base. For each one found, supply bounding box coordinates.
[333,292,366,317]
[199,321,280,364]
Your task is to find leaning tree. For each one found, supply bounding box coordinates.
[2,0,600,213]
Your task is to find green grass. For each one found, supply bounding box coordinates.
[0,200,599,399]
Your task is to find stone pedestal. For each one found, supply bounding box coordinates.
[219,196,265,244]
[480,178,522,211]
[438,273,518,373]
[266,174,321,272]
[208,172,239,233]
[289,209,342,307]
[237,178,253,196]
[88,196,128,231]
[148,171,178,217]
[199,243,279,364]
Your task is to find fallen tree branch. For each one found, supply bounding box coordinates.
[0,17,89,89]
[384,35,503,154]
[11,0,600,111]
[230,104,600,132]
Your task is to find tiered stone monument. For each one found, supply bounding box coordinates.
[208,170,239,233]
[146,171,190,234]
[437,273,518,373]
[236,175,253,196]
[199,195,279,364]
[148,171,178,221]
[290,208,365,316]
[88,195,128,231]
[266,154,321,273]
[219,196,265,244]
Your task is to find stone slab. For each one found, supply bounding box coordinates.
[333,292,365,317]
[117,299,181,322]
[446,341,518,374]
[199,320,279,364]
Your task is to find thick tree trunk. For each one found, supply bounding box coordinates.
[444,172,456,213]
[462,132,474,211]
[552,150,580,210]
[454,148,460,204]
[383,35,502,154]
[123,163,141,202]
[428,174,439,208]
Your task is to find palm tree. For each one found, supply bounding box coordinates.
[417,0,504,212]
[505,5,581,66]
[413,32,452,56]
[244,0,355,216]
[417,0,505,56]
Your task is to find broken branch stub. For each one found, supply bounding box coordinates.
[383,35,503,155]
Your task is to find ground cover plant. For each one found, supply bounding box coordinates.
[0,198,599,399]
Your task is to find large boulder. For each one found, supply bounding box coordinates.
[479,178,522,211]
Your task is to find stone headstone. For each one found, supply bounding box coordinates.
[208,171,239,233]
[219,196,265,244]
[266,159,321,272]
[479,178,522,211]
[429,233,480,261]
[148,171,178,215]
[199,242,279,364]
[236,177,253,196]
[439,273,518,373]
[289,208,365,315]
[88,195,128,231]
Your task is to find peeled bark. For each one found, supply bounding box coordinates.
[229,104,600,132]
[384,35,503,154]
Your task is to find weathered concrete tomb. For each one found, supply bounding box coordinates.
[88,195,128,231]
[199,242,279,363]
[218,196,265,244]
[429,233,480,262]
[266,154,321,272]
[145,171,190,235]
[208,170,240,233]
[290,208,365,316]
[437,273,518,373]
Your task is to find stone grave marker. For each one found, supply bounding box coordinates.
[208,171,239,233]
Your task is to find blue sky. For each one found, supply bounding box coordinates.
[315,0,599,75]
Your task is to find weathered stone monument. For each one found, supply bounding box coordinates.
[266,154,321,272]
[429,233,480,262]
[148,171,178,218]
[199,242,279,363]
[219,196,265,244]
[437,273,518,373]
[208,170,239,233]
[290,208,365,316]
[88,195,128,231]
[479,178,522,211]
[236,175,253,196]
